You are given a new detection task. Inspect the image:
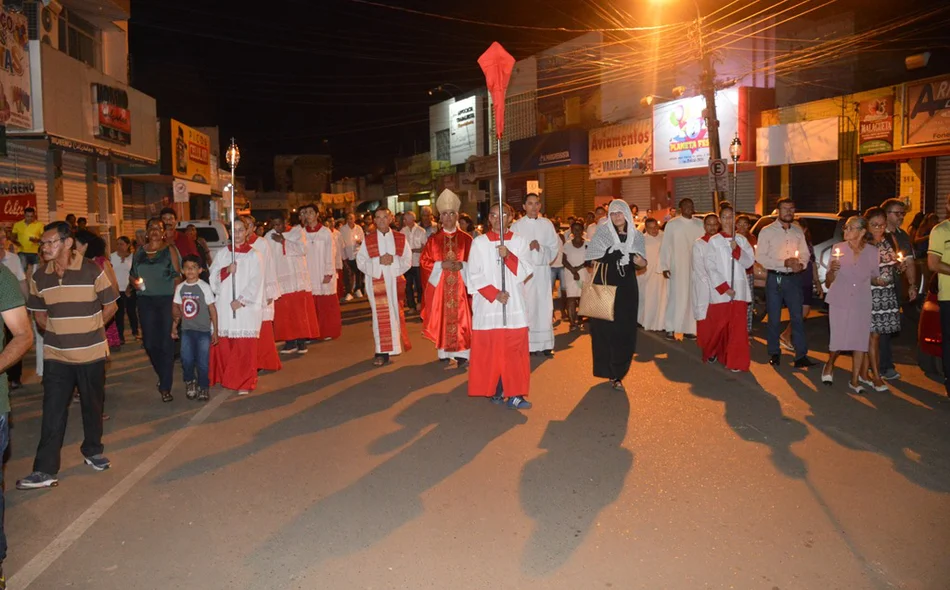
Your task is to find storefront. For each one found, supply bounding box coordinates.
[0,141,51,228]
[510,128,592,218]
[589,119,660,214]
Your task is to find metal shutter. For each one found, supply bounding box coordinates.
[936,156,950,221]
[621,176,651,213]
[121,179,149,235]
[673,175,714,213]
[542,168,594,219]
[734,170,756,214]
[540,169,564,217]
[0,144,51,222]
[790,161,838,213]
[61,153,89,221]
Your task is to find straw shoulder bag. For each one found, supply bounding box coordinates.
[578,261,616,321]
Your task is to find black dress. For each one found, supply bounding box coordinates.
[589,239,639,382]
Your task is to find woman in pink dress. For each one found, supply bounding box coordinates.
[821,216,882,394]
[74,230,122,349]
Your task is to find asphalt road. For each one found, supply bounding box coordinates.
[3,302,948,590]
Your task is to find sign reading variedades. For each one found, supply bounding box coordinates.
[0,7,32,129]
[0,179,36,222]
[171,119,210,184]
[589,119,651,179]
[857,95,893,154]
[92,83,131,145]
[653,88,739,172]
[449,96,482,166]
[905,75,950,146]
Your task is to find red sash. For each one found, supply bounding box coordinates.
[364,231,410,353]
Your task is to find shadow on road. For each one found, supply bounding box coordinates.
[519,385,633,576]
[158,362,459,483]
[245,385,526,581]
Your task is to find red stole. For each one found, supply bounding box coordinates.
[420,229,473,352]
[364,231,410,354]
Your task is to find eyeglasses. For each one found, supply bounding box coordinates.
[886,210,906,217]
[38,237,64,248]
[870,223,886,228]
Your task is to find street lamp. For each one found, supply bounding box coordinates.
[427,83,462,97]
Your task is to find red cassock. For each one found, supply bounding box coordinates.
[701,300,750,372]
[419,228,474,353]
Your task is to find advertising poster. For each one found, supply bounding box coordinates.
[0,7,32,129]
[170,119,211,184]
[905,75,950,146]
[653,88,739,172]
[449,96,480,166]
[92,83,132,145]
[0,179,36,222]
[589,119,652,179]
[857,95,894,154]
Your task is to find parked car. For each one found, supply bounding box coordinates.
[918,279,944,384]
[748,211,854,321]
[175,220,230,257]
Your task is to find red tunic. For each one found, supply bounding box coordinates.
[419,228,474,353]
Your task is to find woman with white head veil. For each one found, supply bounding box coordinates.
[585,199,647,391]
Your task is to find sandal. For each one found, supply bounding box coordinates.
[160,390,173,403]
[372,357,389,367]
[611,379,625,391]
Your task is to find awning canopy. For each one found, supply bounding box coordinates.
[862,144,950,163]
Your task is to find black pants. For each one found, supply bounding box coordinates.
[115,292,139,340]
[33,360,105,475]
[404,267,422,309]
[138,295,175,392]
[941,301,950,395]
[345,259,363,295]
[3,326,21,384]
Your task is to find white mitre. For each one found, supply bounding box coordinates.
[436,189,461,213]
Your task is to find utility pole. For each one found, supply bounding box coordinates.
[693,2,725,211]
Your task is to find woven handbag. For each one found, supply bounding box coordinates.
[578,262,616,321]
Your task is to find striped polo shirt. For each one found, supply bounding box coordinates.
[27,252,119,364]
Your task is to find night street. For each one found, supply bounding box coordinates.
[2,302,947,590]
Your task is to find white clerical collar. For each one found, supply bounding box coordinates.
[443,226,457,235]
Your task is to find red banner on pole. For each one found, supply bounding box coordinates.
[478,42,516,140]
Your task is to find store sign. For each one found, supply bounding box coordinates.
[510,128,588,173]
[589,119,652,179]
[449,96,481,166]
[0,7,31,130]
[905,75,950,146]
[857,95,894,154]
[0,179,36,222]
[170,119,211,183]
[92,83,131,145]
[653,88,740,172]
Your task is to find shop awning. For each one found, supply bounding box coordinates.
[862,144,950,162]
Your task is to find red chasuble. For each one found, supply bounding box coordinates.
[364,230,411,353]
[419,228,473,353]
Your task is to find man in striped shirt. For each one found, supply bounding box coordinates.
[16,221,119,490]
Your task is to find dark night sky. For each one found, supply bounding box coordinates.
[128,0,949,188]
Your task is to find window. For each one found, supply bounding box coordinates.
[435,129,450,162]
[56,8,101,69]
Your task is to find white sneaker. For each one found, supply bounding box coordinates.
[355,290,364,298]
[344,294,354,301]
[237,390,250,396]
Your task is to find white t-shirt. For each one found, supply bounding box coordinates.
[110,251,133,291]
[1,251,24,281]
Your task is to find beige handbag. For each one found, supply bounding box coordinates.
[578,262,616,321]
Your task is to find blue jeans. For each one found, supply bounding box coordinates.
[180,329,211,389]
[0,413,7,562]
[551,267,564,292]
[766,272,807,358]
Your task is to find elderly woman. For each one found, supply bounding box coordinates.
[822,216,881,394]
[585,199,647,391]
[860,207,900,391]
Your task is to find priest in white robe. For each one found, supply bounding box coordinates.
[637,218,668,331]
[209,217,265,395]
[299,204,342,340]
[357,208,413,366]
[266,211,320,353]
[511,192,561,357]
[659,198,705,339]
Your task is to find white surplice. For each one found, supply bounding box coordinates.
[659,216,705,334]
[637,230,668,331]
[249,235,280,321]
[356,230,412,355]
[691,236,712,321]
[468,233,533,330]
[704,233,755,305]
[209,246,265,338]
[263,226,312,296]
[302,225,337,296]
[511,215,561,351]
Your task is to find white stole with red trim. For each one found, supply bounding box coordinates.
[356,230,413,354]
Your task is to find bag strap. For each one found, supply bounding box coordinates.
[586,261,599,286]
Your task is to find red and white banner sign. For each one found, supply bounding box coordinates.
[0,192,36,222]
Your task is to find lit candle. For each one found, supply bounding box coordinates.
[794,250,799,259]
[834,247,842,258]
[897,251,904,263]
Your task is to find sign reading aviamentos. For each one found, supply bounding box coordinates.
[652,88,739,172]
[905,74,950,146]
[589,119,651,179]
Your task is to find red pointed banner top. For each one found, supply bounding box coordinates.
[478,42,516,140]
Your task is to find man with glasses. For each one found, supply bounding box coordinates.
[878,198,918,380]
[16,222,118,490]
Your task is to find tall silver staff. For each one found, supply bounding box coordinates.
[728,132,742,297]
[226,138,240,318]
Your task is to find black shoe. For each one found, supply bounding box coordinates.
[8,381,21,391]
[769,354,780,367]
[665,332,676,340]
[683,333,697,340]
[542,349,554,358]
[793,357,817,369]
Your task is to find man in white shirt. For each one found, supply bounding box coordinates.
[400,211,428,313]
[301,204,342,340]
[420,206,438,239]
[357,208,413,366]
[339,213,365,300]
[754,197,814,368]
[637,218,668,331]
[511,193,561,357]
[586,206,607,241]
[659,198,705,340]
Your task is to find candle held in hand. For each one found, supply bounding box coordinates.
[834,247,842,258]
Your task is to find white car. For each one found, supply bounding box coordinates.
[175,220,230,257]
